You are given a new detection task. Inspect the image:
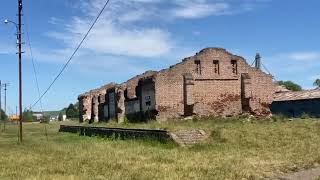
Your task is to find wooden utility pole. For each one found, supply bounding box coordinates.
[0,80,2,121]
[3,83,9,131]
[4,84,7,116]
[18,0,23,143]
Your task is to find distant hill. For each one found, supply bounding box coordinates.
[43,110,65,117]
[43,102,78,117]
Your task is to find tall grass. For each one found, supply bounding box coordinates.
[1,119,320,179]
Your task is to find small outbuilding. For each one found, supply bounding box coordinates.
[271,88,320,118]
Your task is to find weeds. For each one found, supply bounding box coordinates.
[1,119,320,179]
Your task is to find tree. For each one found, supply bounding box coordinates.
[66,104,79,119]
[313,79,320,88]
[58,112,64,121]
[0,109,8,120]
[278,81,302,91]
[22,110,35,122]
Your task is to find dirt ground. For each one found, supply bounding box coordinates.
[273,167,320,180]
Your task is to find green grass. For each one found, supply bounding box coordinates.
[1,118,320,179]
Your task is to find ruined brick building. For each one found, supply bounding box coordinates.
[78,48,275,123]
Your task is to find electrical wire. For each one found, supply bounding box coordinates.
[24,6,49,140]
[24,15,44,113]
[31,0,112,108]
[261,62,278,81]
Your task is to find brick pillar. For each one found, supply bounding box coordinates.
[78,95,91,122]
[117,88,126,123]
[183,74,194,116]
[93,95,99,122]
[241,73,252,113]
[78,96,84,123]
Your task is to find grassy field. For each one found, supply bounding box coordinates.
[1,118,320,179]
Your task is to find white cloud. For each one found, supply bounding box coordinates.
[37,0,271,77]
[266,51,320,63]
[117,10,148,23]
[47,0,175,58]
[49,21,173,58]
[289,52,320,61]
[48,17,63,25]
[171,2,230,18]
[262,51,320,89]
[308,75,320,81]
[47,0,268,59]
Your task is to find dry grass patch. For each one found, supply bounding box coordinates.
[0,118,320,179]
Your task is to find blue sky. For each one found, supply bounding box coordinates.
[0,0,320,113]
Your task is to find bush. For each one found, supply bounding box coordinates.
[211,128,227,143]
[278,81,302,91]
[66,104,79,119]
[23,110,36,122]
[58,112,64,121]
[125,110,157,123]
[40,116,50,123]
[0,109,8,120]
[301,112,312,119]
[271,114,288,122]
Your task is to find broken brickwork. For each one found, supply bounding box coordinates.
[78,48,275,123]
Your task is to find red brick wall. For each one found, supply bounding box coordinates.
[154,48,275,120]
[237,56,275,115]
[193,80,242,117]
[155,63,186,120]
[123,71,157,99]
[78,94,92,122]
[79,48,275,122]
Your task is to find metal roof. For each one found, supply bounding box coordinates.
[274,89,320,102]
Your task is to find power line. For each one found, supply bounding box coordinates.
[261,62,278,81]
[31,0,112,108]
[25,9,48,140]
[24,14,44,113]
[261,62,272,75]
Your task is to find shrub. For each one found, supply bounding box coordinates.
[58,112,64,121]
[66,104,79,119]
[301,112,311,119]
[271,114,287,122]
[211,128,227,143]
[278,80,302,91]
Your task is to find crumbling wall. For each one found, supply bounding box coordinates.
[78,93,91,122]
[78,83,117,123]
[154,48,274,120]
[107,89,116,119]
[125,100,140,114]
[237,58,275,116]
[78,48,275,122]
[155,64,186,120]
[193,80,242,117]
[247,69,274,116]
[123,71,157,100]
[191,48,243,117]
[140,79,156,112]
[98,93,107,121]
[116,86,126,123]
